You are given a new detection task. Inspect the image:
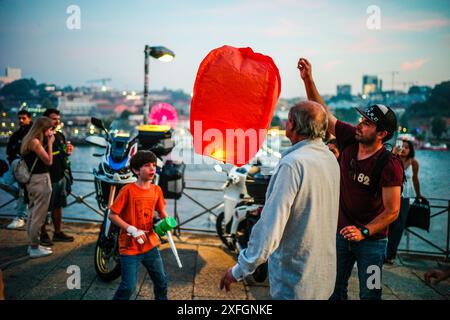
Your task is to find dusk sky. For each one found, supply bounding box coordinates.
[1,0,449,98]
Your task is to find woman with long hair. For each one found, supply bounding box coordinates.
[21,116,55,258]
[386,139,423,264]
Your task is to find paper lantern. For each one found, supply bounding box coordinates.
[190,45,281,166]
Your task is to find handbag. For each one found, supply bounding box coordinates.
[406,197,431,232]
[12,155,39,185]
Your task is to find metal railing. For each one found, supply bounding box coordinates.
[400,198,450,261]
[0,170,104,224]
[3,171,447,261]
[172,178,224,235]
[0,171,225,233]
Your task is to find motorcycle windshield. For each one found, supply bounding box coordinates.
[109,119,139,140]
[108,119,138,165]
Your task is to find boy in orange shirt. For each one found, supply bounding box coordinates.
[109,150,168,300]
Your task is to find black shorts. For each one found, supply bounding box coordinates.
[48,177,68,211]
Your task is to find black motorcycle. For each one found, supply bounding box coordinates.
[86,118,176,281]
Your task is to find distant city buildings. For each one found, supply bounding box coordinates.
[337,84,352,98]
[362,75,382,96]
[57,93,97,116]
[0,67,22,87]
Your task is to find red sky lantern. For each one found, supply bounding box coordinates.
[190,45,281,166]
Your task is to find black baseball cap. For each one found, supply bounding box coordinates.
[354,104,397,134]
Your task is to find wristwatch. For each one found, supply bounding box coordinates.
[360,227,370,239]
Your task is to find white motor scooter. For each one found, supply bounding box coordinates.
[214,163,269,282]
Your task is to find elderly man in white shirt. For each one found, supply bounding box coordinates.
[220,100,340,299]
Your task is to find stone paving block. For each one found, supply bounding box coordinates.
[4,248,75,299]
[21,284,87,300]
[176,234,223,247]
[2,220,449,301]
[383,266,445,300]
[82,286,117,300]
[22,262,97,300]
[159,243,197,283]
[137,276,193,300]
[82,266,147,300]
[193,269,247,300]
[0,228,28,246]
[194,246,246,299]
[245,285,271,300]
[414,266,450,299]
[21,245,100,299]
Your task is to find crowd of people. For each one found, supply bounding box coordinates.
[0,108,74,258]
[219,57,447,300]
[0,59,447,300]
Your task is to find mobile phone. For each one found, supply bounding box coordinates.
[395,140,403,152]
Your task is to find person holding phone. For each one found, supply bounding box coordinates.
[386,139,423,264]
[20,117,55,258]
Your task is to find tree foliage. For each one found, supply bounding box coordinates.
[409,81,450,118]
[431,116,447,139]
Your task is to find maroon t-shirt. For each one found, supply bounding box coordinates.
[335,120,403,239]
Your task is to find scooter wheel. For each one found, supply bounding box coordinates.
[215,212,236,251]
[94,228,121,282]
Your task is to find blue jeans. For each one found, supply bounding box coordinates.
[331,233,387,300]
[0,165,27,219]
[113,247,168,300]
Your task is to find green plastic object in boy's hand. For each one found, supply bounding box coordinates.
[154,216,177,237]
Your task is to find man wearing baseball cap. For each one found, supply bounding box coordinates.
[298,58,403,300]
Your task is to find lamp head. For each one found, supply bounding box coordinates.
[146,46,175,62]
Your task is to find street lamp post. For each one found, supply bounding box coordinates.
[143,45,175,124]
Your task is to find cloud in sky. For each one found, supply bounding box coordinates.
[400,58,430,71]
[337,37,408,55]
[387,18,450,32]
[1,0,449,97]
[263,20,303,37]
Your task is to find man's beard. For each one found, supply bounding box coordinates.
[355,131,377,145]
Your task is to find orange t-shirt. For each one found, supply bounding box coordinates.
[110,183,166,255]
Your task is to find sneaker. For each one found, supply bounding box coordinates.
[29,246,53,258]
[27,245,52,254]
[40,233,54,246]
[7,217,25,229]
[53,232,74,242]
[385,258,395,265]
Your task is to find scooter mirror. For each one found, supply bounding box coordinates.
[91,117,105,130]
[85,135,107,148]
[213,165,223,173]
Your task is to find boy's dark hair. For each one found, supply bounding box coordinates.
[130,151,157,174]
[43,108,60,117]
[18,110,31,118]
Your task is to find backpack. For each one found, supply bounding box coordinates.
[12,156,38,185]
[369,148,406,198]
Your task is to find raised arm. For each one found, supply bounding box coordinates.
[31,137,54,166]
[297,58,337,136]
